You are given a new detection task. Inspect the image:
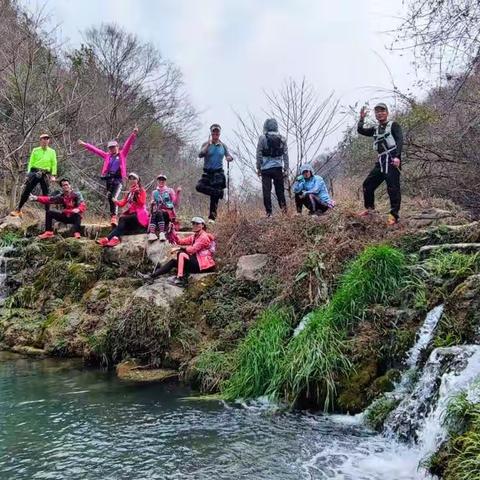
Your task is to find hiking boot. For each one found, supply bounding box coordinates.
[167,276,186,287]
[38,231,54,240]
[73,232,81,239]
[10,210,23,218]
[96,237,109,246]
[110,215,118,226]
[147,232,158,242]
[387,214,398,226]
[158,232,166,242]
[106,236,121,247]
[358,209,375,217]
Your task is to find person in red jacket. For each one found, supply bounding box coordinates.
[30,178,87,239]
[139,216,216,287]
[97,173,148,248]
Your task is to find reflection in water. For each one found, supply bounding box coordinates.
[0,353,423,480]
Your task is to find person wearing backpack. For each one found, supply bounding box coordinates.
[357,103,403,225]
[256,118,289,217]
[138,217,216,287]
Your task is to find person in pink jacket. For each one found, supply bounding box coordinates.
[139,216,216,287]
[78,126,138,226]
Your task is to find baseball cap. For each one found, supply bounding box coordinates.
[210,124,221,133]
[39,133,50,139]
[191,216,206,225]
[157,174,167,180]
[107,140,119,148]
[128,172,139,180]
[374,102,388,111]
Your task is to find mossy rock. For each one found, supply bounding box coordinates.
[0,308,46,348]
[367,369,400,399]
[364,395,401,432]
[53,238,102,264]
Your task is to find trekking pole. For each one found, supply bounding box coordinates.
[227,158,230,211]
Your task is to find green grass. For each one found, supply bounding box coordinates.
[191,348,235,393]
[221,307,292,401]
[0,231,22,248]
[423,251,480,279]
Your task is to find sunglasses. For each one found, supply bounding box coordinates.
[191,222,203,225]
[40,137,50,140]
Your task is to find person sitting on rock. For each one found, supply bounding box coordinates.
[30,178,86,240]
[139,217,216,287]
[293,164,335,215]
[97,173,148,248]
[148,174,181,243]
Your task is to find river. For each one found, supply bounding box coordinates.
[0,353,426,480]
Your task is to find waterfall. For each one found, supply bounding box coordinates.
[0,245,13,301]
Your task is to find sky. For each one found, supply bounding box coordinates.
[21,0,419,177]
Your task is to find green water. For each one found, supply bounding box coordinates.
[0,352,422,480]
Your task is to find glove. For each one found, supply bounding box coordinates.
[327,200,336,208]
[296,175,304,182]
[29,194,38,201]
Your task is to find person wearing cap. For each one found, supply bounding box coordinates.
[357,103,403,225]
[256,118,289,217]
[10,133,57,217]
[30,178,87,240]
[293,164,334,215]
[140,217,216,286]
[96,173,148,247]
[148,174,181,242]
[78,126,138,226]
[196,123,233,222]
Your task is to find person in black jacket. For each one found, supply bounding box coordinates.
[357,102,404,225]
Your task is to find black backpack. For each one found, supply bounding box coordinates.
[262,133,285,158]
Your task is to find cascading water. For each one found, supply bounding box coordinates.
[0,245,13,302]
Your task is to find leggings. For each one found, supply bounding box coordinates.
[106,179,122,216]
[108,214,146,240]
[151,252,215,278]
[18,170,50,211]
[149,210,170,234]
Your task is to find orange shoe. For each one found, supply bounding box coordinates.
[38,231,54,240]
[387,214,398,226]
[106,236,121,247]
[73,232,81,239]
[96,237,109,246]
[10,210,23,218]
[110,215,118,226]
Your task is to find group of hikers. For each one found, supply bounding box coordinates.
[7,102,403,285]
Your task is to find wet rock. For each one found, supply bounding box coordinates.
[11,345,47,356]
[133,277,183,308]
[116,360,178,383]
[236,254,269,282]
[0,308,46,348]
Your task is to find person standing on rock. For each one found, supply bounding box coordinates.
[293,164,335,215]
[139,217,216,287]
[256,118,289,217]
[97,173,148,248]
[30,178,86,240]
[196,124,233,223]
[78,126,138,226]
[148,174,181,243]
[357,103,403,225]
[10,133,57,218]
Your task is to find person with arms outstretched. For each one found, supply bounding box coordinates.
[357,103,403,225]
[78,126,138,225]
[11,133,57,218]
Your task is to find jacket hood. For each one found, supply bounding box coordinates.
[300,163,314,175]
[263,118,278,133]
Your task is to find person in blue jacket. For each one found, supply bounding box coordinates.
[293,164,335,215]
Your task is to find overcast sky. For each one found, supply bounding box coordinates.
[22,0,418,175]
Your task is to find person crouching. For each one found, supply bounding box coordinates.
[97,173,148,247]
[293,164,335,215]
[30,178,86,239]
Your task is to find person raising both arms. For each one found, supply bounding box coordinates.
[357,103,403,225]
[97,173,148,248]
[30,178,86,240]
[78,126,138,226]
[196,124,233,223]
[10,133,57,218]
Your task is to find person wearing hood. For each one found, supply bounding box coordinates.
[196,124,233,223]
[97,173,148,247]
[256,118,289,217]
[148,174,181,243]
[357,103,403,225]
[293,164,334,215]
[78,126,138,226]
[139,217,216,287]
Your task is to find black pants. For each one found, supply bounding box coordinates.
[149,211,170,233]
[295,193,329,215]
[196,169,226,220]
[108,214,146,240]
[46,211,81,233]
[105,178,122,216]
[151,253,215,279]
[363,159,401,219]
[261,167,286,215]
[18,170,50,211]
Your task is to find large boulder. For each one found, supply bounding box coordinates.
[236,254,269,281]
[133,277,184,308]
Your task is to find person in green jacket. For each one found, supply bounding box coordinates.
[11,133,57,217]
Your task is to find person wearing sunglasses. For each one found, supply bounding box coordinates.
[139,216,216,286]
[10,133,57,218]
